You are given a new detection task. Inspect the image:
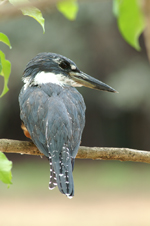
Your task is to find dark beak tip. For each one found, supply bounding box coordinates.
[104,87,118,93]
[112,89,119,93]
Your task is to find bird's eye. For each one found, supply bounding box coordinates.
[59,61,70,70]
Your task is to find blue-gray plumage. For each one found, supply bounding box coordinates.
[19,52,116,198]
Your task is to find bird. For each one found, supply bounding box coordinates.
[19,52,116,199]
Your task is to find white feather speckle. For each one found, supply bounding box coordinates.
[66,194,73,199]
[70,64,77,70]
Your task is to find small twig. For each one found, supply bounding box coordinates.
[0,0,8,6]
[0,139,150,164]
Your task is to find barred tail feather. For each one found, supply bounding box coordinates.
[52,156,74,199]
[48,155,57,190]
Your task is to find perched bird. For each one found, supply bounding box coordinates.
[19,52,116,198]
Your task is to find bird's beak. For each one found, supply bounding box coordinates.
[69,71,117,93]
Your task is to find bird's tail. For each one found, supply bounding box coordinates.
[50,151,74,199]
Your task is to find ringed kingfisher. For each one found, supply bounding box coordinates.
[19,52,116,198]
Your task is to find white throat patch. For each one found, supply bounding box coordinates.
[32,71,83,87]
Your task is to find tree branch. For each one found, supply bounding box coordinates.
[0,139,150,163]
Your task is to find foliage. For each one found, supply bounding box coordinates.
[0,0,145,99]
[57,0,78,20]
[0,152,12,186]
[113,0,145,50]
[0,33,11,98]
[0,33,12,49]
[9,0,45,33]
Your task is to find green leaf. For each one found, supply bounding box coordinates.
[22,7,45,33]
[113,0,145,50]
[0,58,2,74]
[9,0,45,33]
[0,152,12,185]
[0,33,12,49]
[57,0,78,20]
[112,0,119,18]
[0,51,11,98]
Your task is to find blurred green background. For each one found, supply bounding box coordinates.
[1,1,150,225]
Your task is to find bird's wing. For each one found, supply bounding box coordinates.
[19,85,74,156]
[60,87,86,157]
[19,86,49,156]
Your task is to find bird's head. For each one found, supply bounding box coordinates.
[23,52,117,93]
